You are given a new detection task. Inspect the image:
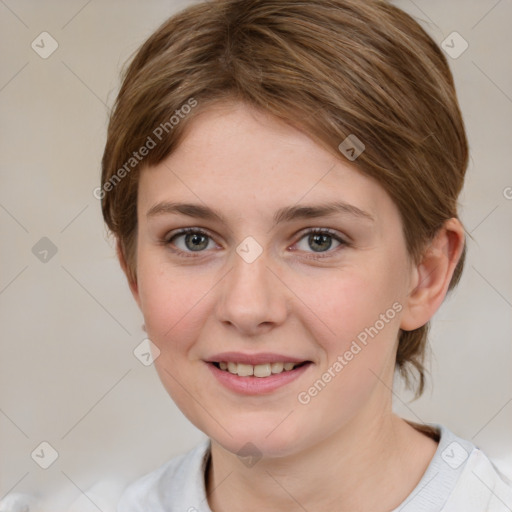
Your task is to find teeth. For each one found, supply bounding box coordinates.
[254,363,271,377]
[217,361,303,377]
[237,363,254,377]
[271,362,284,373]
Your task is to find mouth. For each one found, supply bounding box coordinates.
[205,357,313,395]
[210,360,310,377]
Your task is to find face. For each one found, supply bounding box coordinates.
[131,101,415,458]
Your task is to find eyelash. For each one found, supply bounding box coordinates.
[162,227,349,260]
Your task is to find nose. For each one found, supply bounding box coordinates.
[215,247,289,336]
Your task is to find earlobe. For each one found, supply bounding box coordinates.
[400,218,465,331]
[116,239,141,308]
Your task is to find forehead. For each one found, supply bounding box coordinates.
[137,102,397,227]
[172,101,333,179]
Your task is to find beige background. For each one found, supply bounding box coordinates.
[1,0,511,510]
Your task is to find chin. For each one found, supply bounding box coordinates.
[205,416,309,460]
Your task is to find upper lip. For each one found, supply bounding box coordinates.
[205,352,309,365]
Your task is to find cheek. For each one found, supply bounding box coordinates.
[296,262,404,346]
[290,262,405,403]
[135,252,206,354]
[135,256,214,422]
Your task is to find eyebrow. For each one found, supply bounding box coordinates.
[146,200,374,226]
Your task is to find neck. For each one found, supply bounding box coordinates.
[205,408,438,512]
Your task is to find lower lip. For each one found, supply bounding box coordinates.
[206,362,312,395]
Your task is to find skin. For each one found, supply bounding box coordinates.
[118,101,465,511]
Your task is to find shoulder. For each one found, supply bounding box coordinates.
[398,422,512,512]
[441,435,512,511]
[117,439,211,512]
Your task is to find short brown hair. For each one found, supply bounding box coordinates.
[101,0,468,398]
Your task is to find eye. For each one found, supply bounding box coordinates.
[163,227,348,260]
[293,228,347,259]
[164,228,217,257]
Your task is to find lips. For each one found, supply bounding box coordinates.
[204,352,312,393]
[206,358,313,394]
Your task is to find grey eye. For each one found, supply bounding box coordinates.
[169,230,214,252]
[296,231,342,253]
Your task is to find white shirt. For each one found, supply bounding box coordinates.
[117,424,512,512]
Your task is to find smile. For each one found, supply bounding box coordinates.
[206,359,313,395]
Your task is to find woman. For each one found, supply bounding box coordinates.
[100,1,512,510]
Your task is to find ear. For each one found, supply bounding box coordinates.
[400,218,465,331]
[116,238,141,309]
